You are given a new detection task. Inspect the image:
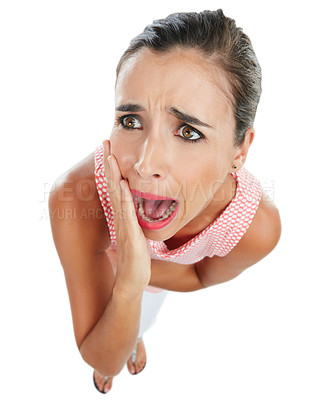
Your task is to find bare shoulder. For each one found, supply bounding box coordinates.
[243,190,281,252]
[195,190,282,287]
[49,151,110,254]
[225,189,282,265]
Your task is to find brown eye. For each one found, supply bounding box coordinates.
[181,126,193,138]
[178,125,201,141]
[124,117,135,128]
[121,115,142,129]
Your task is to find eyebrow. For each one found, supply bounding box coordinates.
[115,104,144,112]
[115,103,213,129]
[169,107,213,129]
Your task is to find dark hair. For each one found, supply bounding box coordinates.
[116,9,262,147]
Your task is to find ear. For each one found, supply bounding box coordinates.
[230,127,255,172]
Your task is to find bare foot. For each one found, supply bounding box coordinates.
[93,338,147,393]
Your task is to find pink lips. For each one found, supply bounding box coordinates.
[131,189,175,201]
[130,189,179,231]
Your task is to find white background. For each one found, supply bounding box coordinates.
[1,0,312,399]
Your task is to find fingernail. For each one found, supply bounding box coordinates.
[103,140,109,155]
[107,155,112,170]
[104,387,109,393]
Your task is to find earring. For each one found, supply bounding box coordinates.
[232,165,237,169]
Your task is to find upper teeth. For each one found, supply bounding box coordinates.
[138,200,178,223]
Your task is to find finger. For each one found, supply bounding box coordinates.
[107,154,123,207]
[120,179,136,217]
[105,154,130,238]
[103,140,111,181]
[103,139,110,159]
[102,141,122,209]
[103,148,140,236]
[120,179,143,236]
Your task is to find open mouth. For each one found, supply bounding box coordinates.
[131,189,179,229]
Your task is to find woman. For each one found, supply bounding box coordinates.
[49,9,281,394]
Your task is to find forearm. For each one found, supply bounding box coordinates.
[195,256,247,288]
[149,259,205,292]
[79,287,144,377]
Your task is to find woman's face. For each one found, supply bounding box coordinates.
[110,48,238,242]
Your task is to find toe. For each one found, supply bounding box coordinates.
[127,339,147,375]
[93,371,104,393]
[93,371,113,394]
[103,377,113,393]
[136,361,146,374]
[127,357,136,375]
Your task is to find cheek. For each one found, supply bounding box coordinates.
[110,133,137,175]
[173,161,209,204]
[180,155,226,206]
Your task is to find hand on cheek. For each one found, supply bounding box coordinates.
[103,140,151,294]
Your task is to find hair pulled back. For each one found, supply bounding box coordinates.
[116,9,262,147]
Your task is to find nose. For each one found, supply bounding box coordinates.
[134,136,166,180]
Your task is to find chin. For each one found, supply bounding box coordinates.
[141,225,176,242]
